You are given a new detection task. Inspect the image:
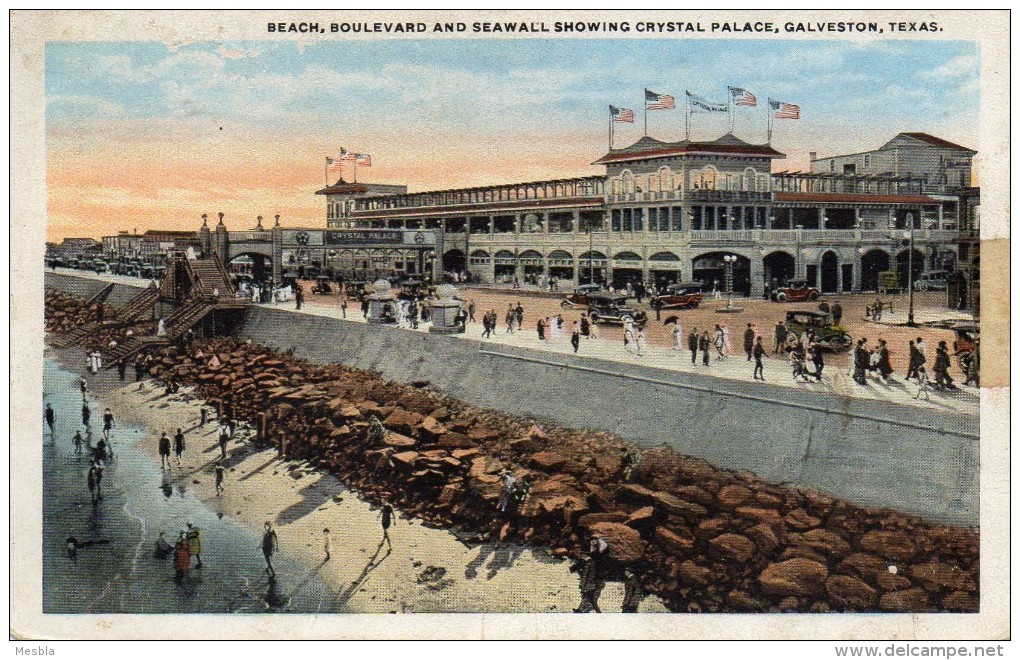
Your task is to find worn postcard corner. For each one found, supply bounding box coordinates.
[9,9,1010,642]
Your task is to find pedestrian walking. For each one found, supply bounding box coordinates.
[102,408,114,441]
[635,328,647,356]
[853,339,869,385]
[743,323,755,361]
[73,430,83,454]
[688,328,699,365]
[215,461,226,495]
[906,340,923,381]
[773,322,788,354]
[876,339,894,381]
[753,337,766,380]
[589,317,599,340]
[700,330,711,366]
[340,294,348,319]
[44,403,55,436]
[671,321,683,351]
[809,342,824,381]
[933,340,956,390]
[295,286,304,310]
[831,302,843,325]
[87,461,99,506]
[262,522,279,577]
[580,313,590,337]
[570,326,580,353]
[174,428,186,466]
[361,296,370,319]
[185,523,203,568]
[218,427,229,459]
[174,531,191,584]
[505,306,516,334]
[381,502,394,549]
[536,317,545,342]
[158,432,171,468]
[468,300,476,323]
[322,528,331,562]
[117,359,127,381]
[79,376,88,400]
[515,303,524,329]
[200,406,208,427]
[81,401,91,428]
[714,324,725,359]
[544,317,552,344]
[917,337,927,365]
[915,366,932,400]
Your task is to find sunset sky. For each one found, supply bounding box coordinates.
[46,37,979,241]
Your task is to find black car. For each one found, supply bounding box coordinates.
[586,292,640,325]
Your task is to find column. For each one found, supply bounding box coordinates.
[749,253,764,298]
[571,210,580,233]
[542,212,550,234]
[819,208,827,230]
[852,251,863,292]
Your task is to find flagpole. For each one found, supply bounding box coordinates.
[767,99,773,144]
[643,89,648,137]
[609,108,614,150]
[729,88,735,134]
[684,92,690,141]
[353,159,358,183]
[325,157,329,187]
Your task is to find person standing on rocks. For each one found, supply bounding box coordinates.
[44,403,55,437]
[753,336,766,381]
[158,432,171,469]
[174,428,186,466]
[262,522,279,577]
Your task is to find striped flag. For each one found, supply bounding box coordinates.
[645,89,676,110]
[326,157,344,174]
[355,153,372,166]
[687,91,728,113]
[340,149,358,162]
[729,86,757,107]
[769,99,800,119]
[610,105,635,123]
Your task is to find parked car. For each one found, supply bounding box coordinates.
[92,259,111,274]
[913,270,949,292]
[784,310,852,352]
[773,279,820,303]
[650,282,704,311]
[561,283,604,309]
[586,292,640,325]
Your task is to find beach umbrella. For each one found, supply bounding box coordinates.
[663,315,680,326]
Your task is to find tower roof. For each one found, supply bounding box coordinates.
[594,133,784,164]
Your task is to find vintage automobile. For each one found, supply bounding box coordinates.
[560,283,604,309]
[586,291,640,325]
[913,270,949,292]
[950,321,979,370]
[783,310,853,352]
[650,282,704,311]
[773,279,820,302]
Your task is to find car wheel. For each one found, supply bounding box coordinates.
[560,300,571,309]
[776,292,788,302]
[690,300,700,309]
[589,311,600,323]
[809,291,819,301]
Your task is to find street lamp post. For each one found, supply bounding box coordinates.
[716,254,744,313]
[905,228,915,326]
[586,216,595,285]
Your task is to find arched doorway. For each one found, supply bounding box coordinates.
[547,249,574,282]
[493,250,516,282]
[648,251,682,288]
[578,250,607,285]
[820,251,839,293]
[860,249,890,292]
[763,251,796,288]
[228,252,272,284]
[519,249,545,284]
[612,251,643,288]
[896,249,926,292]
[443,248,465,274]
[693,252,750,297]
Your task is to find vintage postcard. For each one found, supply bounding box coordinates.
[9,9,1010,642]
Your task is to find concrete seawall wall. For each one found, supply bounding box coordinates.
[46,273,979,525]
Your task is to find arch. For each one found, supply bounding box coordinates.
[655,165,673,192]
[579,250,607,261]
[443,248,465,273]
[547,249,573,260]
[693,165,718,190]
[763,250,796,287]
[820,250,839,294]
[692,251,751,297]
[494,250,515,261]
[613,251,642,262]
[648,251,681,262]
[743,167,758,191]
[469,249,491,259]
[620,169,635,194]
[860,249,890,292]
[519,249,543,260]
[896,248,926,290]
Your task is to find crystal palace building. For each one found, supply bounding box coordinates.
[316,131,978,300]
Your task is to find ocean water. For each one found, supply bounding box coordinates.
[42,356,340,613]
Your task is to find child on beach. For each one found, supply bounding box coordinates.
[381,503,394,549]
[323,528,331,561]
[73,430,83,454]
[174,428,186,466]
[215,462,226,495]
[158,432,171,469]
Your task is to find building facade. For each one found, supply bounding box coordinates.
[318,131,966,298]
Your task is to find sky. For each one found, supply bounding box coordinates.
[45,37,979,241]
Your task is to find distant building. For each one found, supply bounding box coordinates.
[47,237,102,259]
[101,229,200,260]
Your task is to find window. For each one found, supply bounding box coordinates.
[864,154,870,167]
[830,160,835,172]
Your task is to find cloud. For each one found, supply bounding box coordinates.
[918,54,979,82]
[46,94,123,117]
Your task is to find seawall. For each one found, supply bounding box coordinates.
[45,272,979,525]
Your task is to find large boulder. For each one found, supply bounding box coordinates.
[654,526,694,556]
[529,451,567,471]
[857,530,917,560]
[651,491,708,518]
[587,522,648,563]
[758,558,829,597]
[708,533,756,563]
[879,588,934,612]
[909,561,976,592]
[825,575,878,610]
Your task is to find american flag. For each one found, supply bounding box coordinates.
[340,149,359,162]
[729,86,757,107]
[327,156,344,174]
[770,99,800,119]
[355,153,372,166]
[610,105,635,123]
[645,89,676,110]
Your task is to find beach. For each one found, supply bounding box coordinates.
[44,344,667,614]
